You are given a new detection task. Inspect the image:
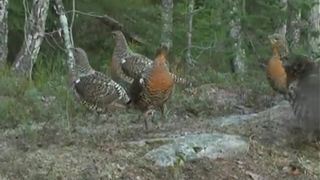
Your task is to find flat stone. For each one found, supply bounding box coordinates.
[145,133,249,167]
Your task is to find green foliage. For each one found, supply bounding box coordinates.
[7,0,313,71]
[0,64,77,129]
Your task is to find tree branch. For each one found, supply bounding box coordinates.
[96,14,146,45]
[64,10,146,45]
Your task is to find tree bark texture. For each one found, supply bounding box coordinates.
[11,0,50,75]
[277,0,288,37]
[0,0,8,67]
[160,0,173,50]
[186,0,194,65]
[308,0,320,60]
[229,0,246,73]
[53,0,76,81]
[288,8,301,48]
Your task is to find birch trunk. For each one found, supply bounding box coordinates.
[11,0,50,75]
[53,0,76,81]
[229,0,246,73]
[160,0,173,50]
[289,9,301,48]
[186,0,194,65]
[0,0,8,67]
[308,0,320,60]
[277,0,288,37]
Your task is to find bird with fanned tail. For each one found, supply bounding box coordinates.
[110,30,192,88]
[128,46,174,130]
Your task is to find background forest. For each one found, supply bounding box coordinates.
[1,0,316,127]
[0,0,319,179]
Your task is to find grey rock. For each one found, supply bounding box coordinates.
[145,133,249,167]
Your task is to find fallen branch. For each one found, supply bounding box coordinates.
[65,10,146,45]
[96,15,146,45]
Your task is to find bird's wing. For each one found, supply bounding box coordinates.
[121,53,153,80]
[111,54,134,84]
[74,72,130,112]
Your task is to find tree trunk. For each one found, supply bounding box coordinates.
[160,0,173,50]
[308,0,320,60]
[277,0,288,37]
[229,0,246,73]
[289,8,301,48]
[186,0,194,65]
[53,0,76,83]
[0,0,8,67]
[11,0,50,76]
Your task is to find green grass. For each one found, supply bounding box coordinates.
[0,55,80,129]
[0,48,273,129]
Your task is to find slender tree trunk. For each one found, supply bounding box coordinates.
[308,0,320,60]
[11,0,50,76]
[186,0,194,65]
[277,0,288,37]
[289,9,301,48]
[229,0,246,73]
[0,0,8,67]
[160,0,173,50]
[53,0,76,83]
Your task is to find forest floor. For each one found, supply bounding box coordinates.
[0,83,319,180]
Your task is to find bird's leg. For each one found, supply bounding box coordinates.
[94,112,101,122]
[143,109,155,131]
[156,105,167,130]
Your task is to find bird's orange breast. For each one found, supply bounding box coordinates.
[266,57,287,92]
[147,67,173,92]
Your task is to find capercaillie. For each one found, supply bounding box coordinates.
[111,30,191,87]
[72,47,130,113]
[128,46,174,130]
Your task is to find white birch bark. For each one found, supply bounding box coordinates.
[308,0,320,60]
[0,0,8,67]
[230,0,246,73]
[277,0,288,37]
[11,0,50,75]
[290,9,301,48]
[53,0,76,81]
[186,0,194,65]
[160,0,173,50]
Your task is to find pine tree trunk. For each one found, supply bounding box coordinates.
[11,0,50,76]
[0,0,8,67]
[309,0,320,60]
[160,0,173,50]
[230,0,246,73]
[53,0,76,83]
[186,0,194,65]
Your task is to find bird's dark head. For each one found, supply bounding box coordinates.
[268,33,289,56]
[111,30,124,39]
[268,33,284,46]
[154,46,169,65]
[72,47,92,75]
[111,30,128,50]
